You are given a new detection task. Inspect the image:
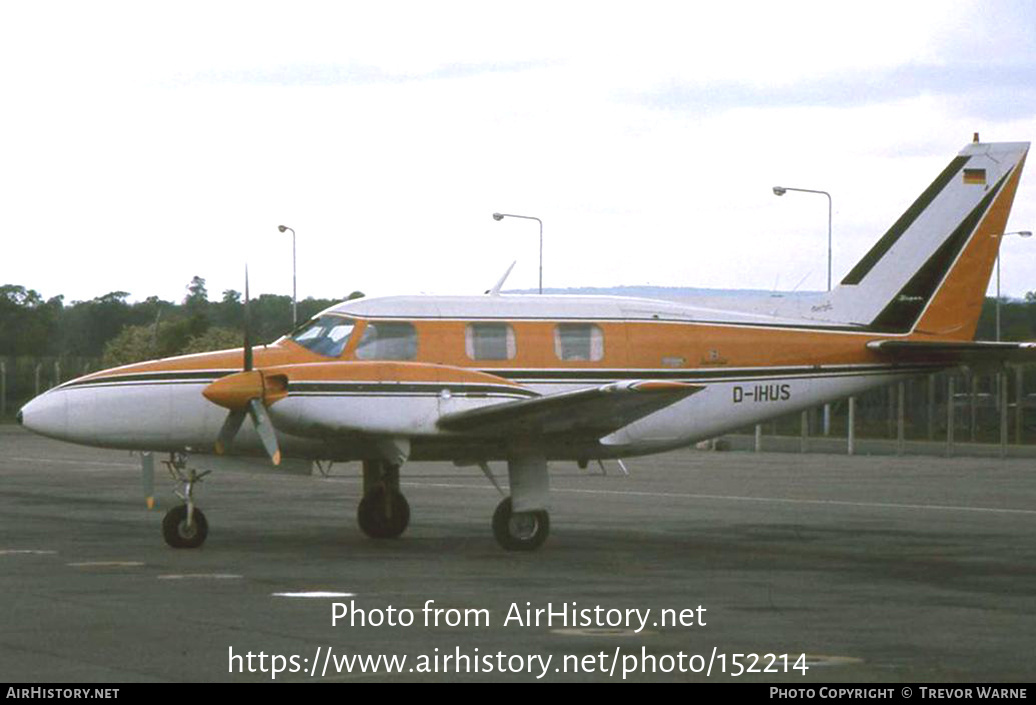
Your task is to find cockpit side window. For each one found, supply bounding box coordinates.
[354,321,418,360]
[291,316,356,358]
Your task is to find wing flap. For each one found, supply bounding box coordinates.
[437,380,703,438]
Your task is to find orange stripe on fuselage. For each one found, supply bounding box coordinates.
[71,319,899,387]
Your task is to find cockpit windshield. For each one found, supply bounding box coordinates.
[291,316,357,358]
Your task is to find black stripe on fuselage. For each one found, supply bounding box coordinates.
[53,363,941,395]
[287,382,539,398]
[483,364,939,383]
[57,370,233,390]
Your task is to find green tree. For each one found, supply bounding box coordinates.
[180,327,243,355]
[101,324,160,368]
[0,285,59,356]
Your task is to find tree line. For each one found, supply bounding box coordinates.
[3,277,1036,368]
[0,276,363,368]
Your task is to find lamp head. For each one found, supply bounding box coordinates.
[492,213,504,221]
[772,186,786,196]
[1019,231,1033,238]
[278,225,288,233]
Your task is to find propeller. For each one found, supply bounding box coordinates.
[203,269,283,465]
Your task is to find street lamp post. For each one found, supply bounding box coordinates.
[772,186,833,292]
[995,230,1033,342]
[774,185,833,436]
[278,225,297,328]
[493,213,543,294]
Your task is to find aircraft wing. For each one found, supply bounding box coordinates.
[437,380,703,438]
[867,340,1036,365]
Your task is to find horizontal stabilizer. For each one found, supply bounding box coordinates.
[437,380,703,438]
[867,339,1036,365]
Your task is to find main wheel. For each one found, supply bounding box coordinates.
[357,487,410,539]
[492,497,549,551]
[162,505,208,549]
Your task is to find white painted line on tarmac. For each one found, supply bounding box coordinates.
[557,487,1036,517]
[395,481,1036,517]
[552,627,653,637]
[68,561,145,567]
[0,549,57,556]
[157,573,243,580]
[20,455,1036,517]
[802,654,864,667]
[9,457,137,469]
[272,591,356,598]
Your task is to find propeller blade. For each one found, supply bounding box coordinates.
[244,266,253,372]
[215,408,247,455]
[141,452,155,510]
[211,268,280,464]
[247,398,281,465]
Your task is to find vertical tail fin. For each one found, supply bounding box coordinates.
[820,140,1029,339]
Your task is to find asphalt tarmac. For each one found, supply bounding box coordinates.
[2,425,1034,683]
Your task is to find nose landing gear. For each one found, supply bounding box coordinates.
[161,454,210,549]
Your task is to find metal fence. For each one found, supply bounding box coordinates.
[0,356,102,419]
[747,365,1036,457]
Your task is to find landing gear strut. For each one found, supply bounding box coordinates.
[161,454,210,549]
[492,497,550,551]
[357,460,410,539]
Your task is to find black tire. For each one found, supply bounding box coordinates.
[162,505,208,549]
[492,497,549,551]
[357,487,410,539]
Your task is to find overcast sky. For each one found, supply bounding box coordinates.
[2,1,1034,305]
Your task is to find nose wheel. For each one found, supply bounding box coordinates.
[492,497,550,551]
[161,455,211,549]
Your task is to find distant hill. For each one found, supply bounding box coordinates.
[505,285,822,301]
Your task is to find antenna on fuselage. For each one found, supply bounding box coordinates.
[486,260,517,296]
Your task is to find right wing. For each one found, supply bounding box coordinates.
[437,380,703,438]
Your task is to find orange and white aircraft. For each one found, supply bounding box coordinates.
[18,138,1034,551]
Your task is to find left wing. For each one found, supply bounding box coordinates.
[437,380,703,438]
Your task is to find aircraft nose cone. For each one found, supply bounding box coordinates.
[18,391,69,440]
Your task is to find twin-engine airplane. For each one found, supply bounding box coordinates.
[18,139,1034,551]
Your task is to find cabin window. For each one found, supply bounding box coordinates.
[465,323,516,360]
[354,321,418,360]
[291,316,356,358]
[554,323,604,361]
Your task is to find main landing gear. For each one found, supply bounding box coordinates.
[492,497,550,551]
[357,460,410,539]
[161,454,210,549]
[354,458,551,551]
[481,456,551,551]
